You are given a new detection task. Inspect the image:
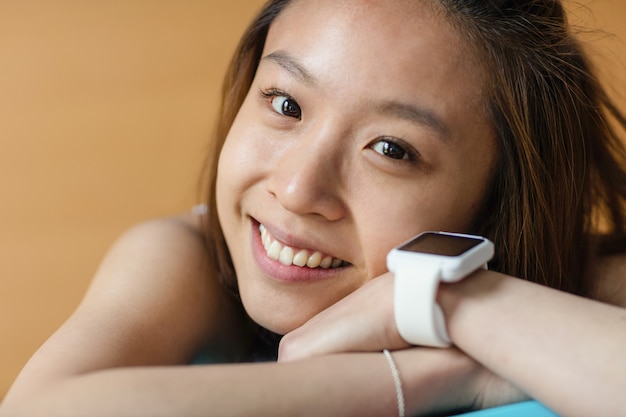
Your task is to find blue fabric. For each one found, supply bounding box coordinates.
[189,350,220,365]
[454,401,560,416]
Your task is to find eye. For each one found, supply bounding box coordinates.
[370,139,413,160]
[272,95,301,118]
[259,89,302,119]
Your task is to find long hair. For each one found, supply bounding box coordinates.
[202,0,626,303]
[435,0,626,295]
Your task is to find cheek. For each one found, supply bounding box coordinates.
[348,191,444,278]
[353,167,494,274]
[215,117,256,237]
[215,137,239,218]
[217,105,279,188]
[216,115,261,203]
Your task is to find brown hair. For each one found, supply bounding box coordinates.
[202,0,626,300]
[435,0,626,295]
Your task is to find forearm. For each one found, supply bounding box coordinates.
[1,349,487,417]
[439,270,626,417]
[390,346,487,416]
[1,354,399,417]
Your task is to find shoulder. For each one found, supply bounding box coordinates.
[593,253,626,308]
[113,209,206,251]
[3,212,248,403]
[99,212,208,276]
[68,211,244,365]
[88,213,211,307]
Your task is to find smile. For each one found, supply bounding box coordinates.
[259,224,347,269]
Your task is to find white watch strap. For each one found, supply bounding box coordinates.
[394,262,451,347]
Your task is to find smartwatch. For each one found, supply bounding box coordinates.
[386,231,494,347]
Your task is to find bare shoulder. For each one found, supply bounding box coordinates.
[86,213,211,305]
[593,253,626,308]
[79,211,239,361]
[5,212,242,403]
[89,212,211,297]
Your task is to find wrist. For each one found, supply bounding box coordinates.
[387,231,494,348]
[392,347,486,415]
[437,269,503,345]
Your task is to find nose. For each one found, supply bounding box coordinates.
[265,137,346,221]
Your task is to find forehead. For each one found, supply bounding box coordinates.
[269,0,471,67]
[263,0,487,140]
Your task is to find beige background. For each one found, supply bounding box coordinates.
[0,1,624,400]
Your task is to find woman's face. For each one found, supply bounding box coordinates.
[216,0,497,334]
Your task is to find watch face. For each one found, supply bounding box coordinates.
[399,232,484,256]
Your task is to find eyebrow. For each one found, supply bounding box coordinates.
[375,100,451,142]
[261,50,317,86]
[261,50,450,141]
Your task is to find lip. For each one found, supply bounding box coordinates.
[250,219,348,283]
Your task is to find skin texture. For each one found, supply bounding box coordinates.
[2,1,626,417]
[216,0,497,335]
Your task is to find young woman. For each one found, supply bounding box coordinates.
[2,1,625,416]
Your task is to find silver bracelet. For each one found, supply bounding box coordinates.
[383,349,405,417]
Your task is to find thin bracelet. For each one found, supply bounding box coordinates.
[383,349,405,417]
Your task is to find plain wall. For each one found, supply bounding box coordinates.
[1,0,625,400]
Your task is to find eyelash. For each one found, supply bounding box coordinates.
[258,88,302,119]
[369,137,420,163]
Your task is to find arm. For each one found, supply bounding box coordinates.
[279,274,528,413]
[279,258,626,417]
[2,351,483,417]
[0,216,479,417]
[439,268,626,417]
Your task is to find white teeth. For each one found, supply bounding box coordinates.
[320,256,333,269]
[259,224,346,269]
[306,251,322,268]
[267,240,282,260]
[292,250,308,267]
[279,246,294,266]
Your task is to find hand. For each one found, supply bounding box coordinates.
[278,272,530,414]
[278,272,410,362]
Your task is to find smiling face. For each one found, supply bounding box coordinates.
[216,0,497,334]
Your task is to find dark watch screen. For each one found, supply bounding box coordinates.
[399,232,483,256]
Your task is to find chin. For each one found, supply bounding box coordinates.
[278,317,313,335]
[247,306,311,336]
[240,291,322,336]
